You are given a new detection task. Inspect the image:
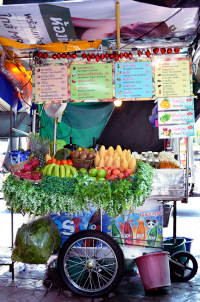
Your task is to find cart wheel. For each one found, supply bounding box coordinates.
[57,230,125,297]
[170,251,198,282]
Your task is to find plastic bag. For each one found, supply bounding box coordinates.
[12,215,61,264]
[0,50,32,112]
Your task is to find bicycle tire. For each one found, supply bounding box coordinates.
[170,251,198,282]
[57,230,125,297]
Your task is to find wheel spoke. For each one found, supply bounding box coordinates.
[67,258,86,268]
[96,263,114,276]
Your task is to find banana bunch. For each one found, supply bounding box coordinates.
[43,164,77,178]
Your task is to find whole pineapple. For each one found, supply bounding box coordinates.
[29,132,50,168]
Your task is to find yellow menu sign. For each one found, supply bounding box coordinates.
[155,58,190,97]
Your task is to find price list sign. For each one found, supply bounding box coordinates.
[115,61,153,98]
[35,66,68,102]
[70,63,112,100]
[155,59,190,97]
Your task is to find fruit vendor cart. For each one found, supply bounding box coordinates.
[0,0,200,297]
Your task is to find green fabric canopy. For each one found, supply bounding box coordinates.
[39,102,113,148]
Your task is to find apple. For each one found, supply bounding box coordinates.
[118,167,125,173]
[126,169,133,175]
[105,175,110,180]
[119,173,125,179]
[107,169,112,176]
[110,174,118,181]
[102,167,109,171]
[124,172,130,178]
[112,169,120,176]
[109,166,116,171]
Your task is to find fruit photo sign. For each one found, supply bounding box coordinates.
[35,65,68,103]
[158,110,195,126]
[159,124,195,138]
[157,97,194,111]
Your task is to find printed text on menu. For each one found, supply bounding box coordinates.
[115,61,153,98]
[70,64,113,100]
[35,66,68,102]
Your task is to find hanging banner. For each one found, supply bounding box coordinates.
[115,61,153,98]
[70,63,113,100]
[154,58,191,97]
[157,96,194,111]
[0,1,198,43]
[159,124,195,138]
[158,110,195,125]
[35,65,68,102]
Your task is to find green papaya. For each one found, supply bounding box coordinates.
[54,148,72,161]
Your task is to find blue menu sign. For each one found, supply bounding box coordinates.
[115,62,153,98]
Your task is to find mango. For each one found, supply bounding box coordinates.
[106,156,113,167]
[99,145,106,158]
[107,146,114,157]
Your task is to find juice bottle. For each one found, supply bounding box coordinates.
[135,217,146,247]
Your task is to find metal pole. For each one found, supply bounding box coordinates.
[173,200,177,245]
[10,107,14,280]
[185,137,189,203]
[32,109,36,133]
[116,1,120,51]
[53,119,57,155]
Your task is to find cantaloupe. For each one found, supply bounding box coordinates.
[106,156,113,167]
[107,146,114,157]
[99,145,106,158]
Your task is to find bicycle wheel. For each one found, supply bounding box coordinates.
[170,251,198,282]
[57,230,125,297]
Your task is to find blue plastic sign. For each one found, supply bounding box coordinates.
[115,62,153,98]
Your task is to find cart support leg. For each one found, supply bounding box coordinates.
[10,107,15,280]
[173,200,177,245]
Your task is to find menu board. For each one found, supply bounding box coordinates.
[158,110,195,125]
[115,62,153,98]
[159,124,195,138]
[155,59,190,97]
[157,97,194,111]
[35,66,68,102]
[70,63,112,100]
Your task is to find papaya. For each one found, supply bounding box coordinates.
[104,155,109,165]
[107,146,114,157]
[99,145,106,158]
[121,159,128,170]
[99,158,105,168]
[114,156,120,168]
[116,145,122,156]
[126,150,131,161]
[106,156,113,168]
[129,157,136,172]
[94,153,100,167]
[55,148,72,161]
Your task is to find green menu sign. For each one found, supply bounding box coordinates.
[70,63,113,100]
